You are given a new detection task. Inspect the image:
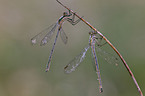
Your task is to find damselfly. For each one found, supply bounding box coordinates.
[56,0,143,95]
[64,30,119,93]
[31,10,83,72]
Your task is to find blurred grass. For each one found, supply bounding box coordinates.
[0,0,145,96]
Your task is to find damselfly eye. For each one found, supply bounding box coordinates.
[89,31,94,35]
[63,12,68,16]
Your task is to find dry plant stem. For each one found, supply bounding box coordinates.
[56,0,143,96]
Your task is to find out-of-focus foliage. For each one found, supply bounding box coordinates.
[0,0,145,96]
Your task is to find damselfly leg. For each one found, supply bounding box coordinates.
[67,13,84,25]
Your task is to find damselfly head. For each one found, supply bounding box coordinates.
[89,31,97,36]
[89,31,93,35]
[63,12,68,16]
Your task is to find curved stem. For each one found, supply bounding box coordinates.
[56,0,143,95]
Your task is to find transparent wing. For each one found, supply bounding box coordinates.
[90,32,119,66]
[64,45,90,73]
[60,28,68,44]
[96,47,119,66]
[40,23,58,46]
[31,23,58,46]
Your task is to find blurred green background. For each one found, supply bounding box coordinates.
[0,0,145,96]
